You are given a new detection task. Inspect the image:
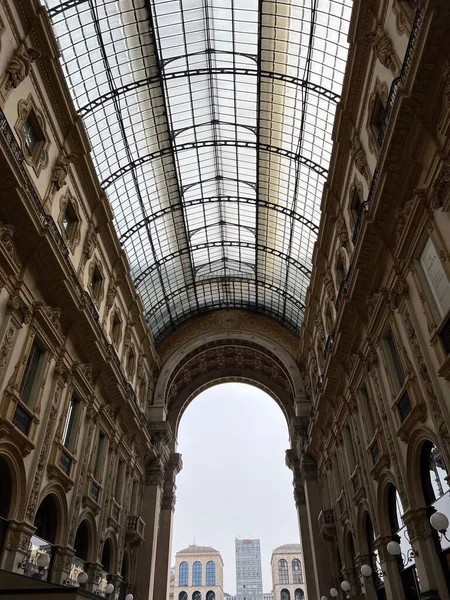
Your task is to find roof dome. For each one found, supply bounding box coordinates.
[273,543,302,553]
[177,545,219,554]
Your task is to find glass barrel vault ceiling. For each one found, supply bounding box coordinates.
[43,0,353,343]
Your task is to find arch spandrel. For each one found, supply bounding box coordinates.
[157,309,299,363]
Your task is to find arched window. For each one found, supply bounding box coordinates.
[295,590,305,600]
[280,590,290,600]
[206,592,216,600]
[0,457,12,519]
[73,520,90,561]
[206,561,216,585]
[365,515,383,589]
[193,592,201,600]
[101,538,112,573]
[179,593,187,600]
[179,562,189,586]
[348,533,361,594]
[34,495,58,544]
[387,484,404,534]
[292,558,303,584]
[278,559,289,584]
[192,562,202,586]
[420,442,450,504]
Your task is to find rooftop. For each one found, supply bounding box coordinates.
[177,545,220,555]
[272,543,302,553]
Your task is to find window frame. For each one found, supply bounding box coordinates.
[19,337,47,408]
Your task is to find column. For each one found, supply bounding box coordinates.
[403,507,447,600]
[134,458,165,600]
[153,453,183,600]
[286,449,331,600]
[372,537,405,600]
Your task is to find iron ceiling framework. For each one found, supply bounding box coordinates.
[44,0,352,343]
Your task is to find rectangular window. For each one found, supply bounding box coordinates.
[20,339,46,406]
[419,237,450,318]
[344,424,356,471]
[93,431,106,482]
[114,460,125,503]
[360,384,376,440]
[23,117,37,153]
[382,325,405,394]
[130,480,139,514]
[62,395,79,450]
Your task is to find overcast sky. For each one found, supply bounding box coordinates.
[171,383,300,594]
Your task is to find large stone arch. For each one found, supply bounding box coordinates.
[152,318,308,439]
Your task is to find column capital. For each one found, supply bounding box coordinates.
[147,420,173,447]
[402,506,432,541]
[167,452,183,475]
[161,490,177,511]
[301,453,318,480]
[145,458,165,487]
[293,481,306,507]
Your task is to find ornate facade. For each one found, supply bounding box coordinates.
[173,545,224,600]
[0,1,448,600]
[270,544,306,600]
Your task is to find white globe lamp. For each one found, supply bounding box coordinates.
[430,511,449,533]
[105,582,114,595]
[77,571,88,585]
[360,564,372,577]
[387,540,401,556]
[125,595,134,600]
[330,589,339,598]
[37,553,51,568]
[341,580,351,592]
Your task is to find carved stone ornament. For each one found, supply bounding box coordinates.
[3,44,40,91]
[145,460,165,487]
[57,189,81,251]
[336,212,349,246]
[7,294,32,325]
[161,490,176,511]
[393,0,415,36]
[367,25,400,75]
[431,163,450,211]
[79,223,97,273]
[72,362,94,387]
[51,151,76,192]
[0,323,16,380]
[351,136,371,183]
[323,270,336,302]
[105,277,118,316]
[123,320,133,350]
[301,453,318,481]
[0,222,21,269]
[14,94,49,176]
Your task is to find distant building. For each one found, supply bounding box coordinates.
[270,545,306,600]
[235,539,264,600]
[174,545,224,600]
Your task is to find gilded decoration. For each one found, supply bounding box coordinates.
[367,78,389,155]
[14,94,49,176]
[57,189,81,252]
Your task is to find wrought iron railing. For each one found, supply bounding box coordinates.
[370,438,382,466]
[59,450,72,474]
[0,109,147,432]
[12,404,32,435]
[378,9,424,146]
[335,264,353,312]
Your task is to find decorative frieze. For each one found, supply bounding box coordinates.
[367,25,400,75]
[352,137,371,183]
